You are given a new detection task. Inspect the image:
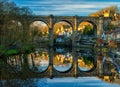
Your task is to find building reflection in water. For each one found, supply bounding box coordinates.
[96,48,119,84]
[53,52,73,72]
[1,47,120,86]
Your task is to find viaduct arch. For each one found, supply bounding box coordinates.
[24,15,111,47]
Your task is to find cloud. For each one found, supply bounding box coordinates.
[12,0,120,16]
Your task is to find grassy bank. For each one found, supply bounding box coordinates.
[0,44,35,56]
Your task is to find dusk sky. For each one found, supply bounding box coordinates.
[12,0,120,16]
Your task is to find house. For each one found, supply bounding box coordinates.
[105,28,120,47]
[105,28,120,40]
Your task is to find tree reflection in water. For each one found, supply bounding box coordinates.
[0,47,120,86]
[53,52,73,72]
[7,55,23,72]
[28,51,49,72]
[78,56,94,72]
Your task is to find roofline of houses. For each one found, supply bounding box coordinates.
[105,28,120,34]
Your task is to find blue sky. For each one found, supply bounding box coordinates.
[11,0,120,16]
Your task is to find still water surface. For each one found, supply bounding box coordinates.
[0,47,120,87]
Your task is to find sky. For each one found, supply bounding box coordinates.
[11,0,120,16]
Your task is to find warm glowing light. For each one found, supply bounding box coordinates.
[53,53,73,65]
[78,57,94,71]
[104,12,110,17]
[104,76,110,82]
[78,22,93,33]
[53,21,72,37]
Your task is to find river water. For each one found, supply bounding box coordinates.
[0,47,120,87]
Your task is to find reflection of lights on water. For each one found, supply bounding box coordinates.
[78,58,94,71]
[53,53,73,72]
[54,53,73,65]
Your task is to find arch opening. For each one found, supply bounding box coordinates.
[53,21,72,46]
[78,21,96,36]
[77,49,96,72]
[78,56,95,72]
[53,51,73,72]
[29,21,49,44]
[28,51,49,73]
[75,21,97,46]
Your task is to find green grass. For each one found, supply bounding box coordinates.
[5,49,19,55]
[0,44,35,56]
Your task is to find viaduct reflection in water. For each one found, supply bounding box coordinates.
[0,47,120,85]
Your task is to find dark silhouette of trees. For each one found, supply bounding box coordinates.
[0,0,32,16]
[0,0,33,57]
[107,23,115,31]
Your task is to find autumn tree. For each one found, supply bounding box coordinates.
[83,25,94,35]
